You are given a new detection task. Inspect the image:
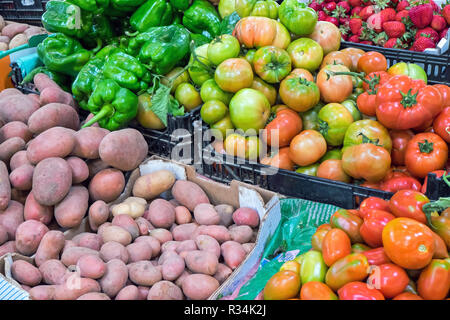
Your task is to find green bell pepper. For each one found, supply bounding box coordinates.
[37,33,93,77]
[169,0,191,10]
[82,79,139,131]
[41,1,92,38]
[130,0,173,32]
[66,0,109,12]
[183,0,221,39]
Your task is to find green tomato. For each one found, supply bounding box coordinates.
[295,163,319,176]
[287,38,323,72]
[320,149,342,162]
[299,102,324,131]
[279,0,318,36]
[387,62,427,83]
[340,99,361,122]
[318,103,354,146]
[201,100,228,125]
[175,83,202,111]
[200,79,234,105]
[207,34,241,66]
[211,114,234,139]
[188,43,214,86]
[219,0,236,19]
[300,250,328,284]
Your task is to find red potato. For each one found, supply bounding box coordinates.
[195,225,231,243]
[9,150,30,171]
[9,164,34,191]
[0,121,32,142]
[27,127,76,164]
[134,236,161,257]
[34,230,65,267]
[221,241,247,270]
[0,200,24,240]
[195,234,221,258]
[39,259,67,285]
[72,232,103,251]
[115,285,140,300]
[86,158,110,178]
[171,180,210,211]
[175,206,192,225]
[172,223,198,241]
[185,250,219,275]
[181,274,219,300]
[147,281,183,300]
[215,204,234,227]
[24,191,53,225]
[0,160,11,210]
[11,260,42,286]
[88,168,125,203]
[71,127,110,160]
[77,254,106,279]
[0,137,25,163]
[214,263,233,284]
[175,239,197,254]
[54,186,89,228]
[0,94,40,123]
[32,157,72,206]
[39,88,76,109]
[128,261,162,286]
[149,228,173,244]
[194,203,221,225]
[112,214,140,240]
[53,275,101,300]
[65,156,89,184]
[101,225,132,246]
[126,241,152,263]
[88,200,109,232]
[229,225,254,244]
[162,254,185,281]
[33,73,63,92]
[28,103,79,134]
[232,207,260,227]
[28,285,56,300]
[61,246,100,267]
[147,199,176,229]
[100,241,129,264]
[98,129,148,171]
[77,292,111,300]
[15,220,49,255]
[1,23,28,39]
[0,225,7,245]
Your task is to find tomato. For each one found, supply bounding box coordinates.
[317,159,351,183]
[251,77,277,106]
[421,170,446,194]
[188,44,214,86]
[405,132,449,178]
[285,68,314,82]
[300,281,338,300]
[352,243,371,253]
[278,0,317,36]
[289,130,327,166]
[200,79,234,105]
[207,34,241,66]
[360,210,395,248]
[330,209,364,243]
[279,77,320,112]
[229,88,270,133]
[357,51,387,74]
[300,103,323,131]
[340,47,365,72]
[300,250,328,283]
[263,108,302,147]
[382,218,436,270]
[317,103,354,146]
[211,115,234,140]
[375,75,443,130]
[201,100,228,125]
[286,38,323,72]
[233,16,291,49]
[417,259,450,300]
[433,107,450,143]
[388,190,429,224]
[337,281,385,300]
[320,149,342,162]
[432,231,449,259]
[322,228,352,266]
[215,58,254,93]
[362,247,391,265]
[380,176,422,193]
[325,253,370,291]
[279,260,301,274]
[260,147,295,171]
[433,84,450,108]
[342,143,391,182]
[253,46,292,83]
[295,163,320,176]
[392,292,424,300]
[320,51,352,70]
[174,83,202,111]
[389,129,415,166]
[340,99,362,122]
[309,21,341,56]
[343,120,392,153]
[359,197,390,218]
[387,62,428,83]
[311,224,332,251]
[263,270,301,300]
[316,64,353,103]
[367,263,409,298]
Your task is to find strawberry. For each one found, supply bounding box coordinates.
[415,27,440,43]
[324,1,337,13]
[318,11,329,21]
[326,16,340,26]
[442,4,450,24]
[351,6,363,16]
[349,17,363,34]
[337,1,351,14]
[395,10,409,22]
[383,21,406,38]
[431,15,447,32]
[348,34,361,42]
[396,0,409,11]
[360,5,375,20]
[380,8,396,21]
[349,0,362,6]
[367,13,385,32]
[409,3,434,28]
[411,36,435,51]
[440,27,449,39]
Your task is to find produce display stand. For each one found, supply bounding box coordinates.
[0,0,46,26]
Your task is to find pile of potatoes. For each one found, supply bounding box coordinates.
[0,16,47,51]
[4,169,260,300]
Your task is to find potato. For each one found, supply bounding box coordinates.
[9,150,30,171]
[221,241,247,270]
[111,214,139,240]
[172,223,198,241]
[135,217,151,235]
[0,224,7,245]
[171,180,210,212]
[61,246,100,267]
[0,137,25,163]
[134,236,160,257]
[32,157,72,206]
[65,156,89,184]
[194,203,221,225]
[72,232,103,251]
[39,259,67,285]
[99,129,148,171]
[181,274,219,300]
[100,241,129,264]
[175,270,191,287]
[229,225,254,244]
[101,225,132,246]
[89,168,125,203]
[9,164,33,191]
[54,186,89,228]
[185,250,219,275]
[11,260,42,286]
[24,191,53,225]
[215,204,234,227]
[72,127,109,159]
[214,263,233,285]
[1,23,28,38]
[29,285,56,300]
[111,197,146,219]
[128,261,162,286]
[132,170,175,200]
[15,220,49,255]
[77,292,111,300]
[0,121,32,142]
[88,200,109,232]
[195,234,221,258]
[146,199,175,229]
[174,206,192,225]
[0,160,11,210]
[195,225,231,243]
[0,94,40,123]
[175,239,197,254]
[77,254,106,279]
[34,230,65,267]
[126,241,152,263]
[242,242,255,254]
[115,285,140,300]
[149,228,173,244]
[38,89,76,109]
[0,240,16,256]
[232,207,260,227]
[0,200,24,240]
[148,281,183,300]
[8,33,27,49]
[27,127,76,164]
[162,254,185,281]
[53,275,101,300]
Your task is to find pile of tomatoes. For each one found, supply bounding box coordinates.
[263,192,450,300]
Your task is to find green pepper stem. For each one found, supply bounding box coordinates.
[81,105,114,128]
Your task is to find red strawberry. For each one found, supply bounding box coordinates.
[326,16,340,26]
[348,34,361,42]
[431,15,447,32]
[337,1,351,14]
[318,11,329,21]
[395,10,409,22]
[384,38,398,48]
[360,5,375,20]
[349,0,362,6]
[440,28,449,40]
[396,0,409,11]
[409,3,433,28]
[415,27,440,43]
[324,1,337,13]
[351,6,363,16]
[367,13,384,32]
[442,4,450,25]
[383,21,406,38]
[349,17,363,34]
[411,36,435,51]
[380,8,396,22]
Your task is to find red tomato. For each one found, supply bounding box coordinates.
[322,228,352,266]
[392,292,424,300]
[367,263,409,298]
[433,107,450,143]
[389,129,415,166]
[380,176,422,193]
[362,247,391,265]
[263,108,303,147]
[421,170,446,194]
[417,259,450,300]
[360,210,395,247]
[359,197,390,218]
[357,51,388,74]
[388,190,429,224]
[337,281,385,300]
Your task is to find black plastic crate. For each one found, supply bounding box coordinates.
[0,0,46,26]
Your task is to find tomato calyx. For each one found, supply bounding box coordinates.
[418,139,434,154]
[400,89,418,108]
[358,132,381,146]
